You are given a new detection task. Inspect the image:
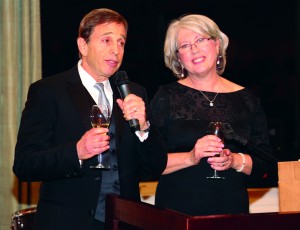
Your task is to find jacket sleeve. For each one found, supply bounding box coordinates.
[13,81,84,182]
[131,83,167,180]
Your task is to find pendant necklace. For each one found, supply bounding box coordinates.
[198,77,219,107]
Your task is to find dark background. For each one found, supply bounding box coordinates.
[40,0,300,162]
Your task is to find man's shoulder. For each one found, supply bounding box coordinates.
[35,65,79,85]
[44,65,78,79]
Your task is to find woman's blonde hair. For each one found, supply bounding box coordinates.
[164,14,229,78]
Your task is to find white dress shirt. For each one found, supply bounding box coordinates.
[77,60,148,142]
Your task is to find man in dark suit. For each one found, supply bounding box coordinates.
[13,8,167,230]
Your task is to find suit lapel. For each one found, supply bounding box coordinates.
[65,69,128,138]
[66,66,94,131]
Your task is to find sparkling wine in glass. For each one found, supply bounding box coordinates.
[207,121,225,179]
[90,105,111,169]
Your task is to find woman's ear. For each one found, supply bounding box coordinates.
[216,38,221,53]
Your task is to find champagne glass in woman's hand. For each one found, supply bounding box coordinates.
[90,105,111,169]
[207,121,225,179]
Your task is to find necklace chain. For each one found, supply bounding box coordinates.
[198,90,219,106]
[198,77,219,107]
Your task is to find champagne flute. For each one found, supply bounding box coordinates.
[207,121,225,179]
[90,104,111,169]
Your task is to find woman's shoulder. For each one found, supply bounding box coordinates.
[155,81,184,94]
[219,77,244,93]
[220,77,260,101]
[158,81,181,88]
[151,82,185,105]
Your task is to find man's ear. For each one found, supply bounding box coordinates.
[77,37,87,57]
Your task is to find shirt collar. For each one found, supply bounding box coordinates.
[77,60,113,105]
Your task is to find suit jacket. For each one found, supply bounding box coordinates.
[13,65,167,230]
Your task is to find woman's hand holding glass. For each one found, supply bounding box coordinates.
[190,134,224,165]
[207,149,231,170]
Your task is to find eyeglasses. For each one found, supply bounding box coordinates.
[177,38,212,54]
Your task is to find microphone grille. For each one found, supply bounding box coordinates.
[115,70,130,86]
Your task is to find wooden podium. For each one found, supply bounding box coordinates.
[105,194,300,230]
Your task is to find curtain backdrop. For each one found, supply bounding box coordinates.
[0,0,41,228]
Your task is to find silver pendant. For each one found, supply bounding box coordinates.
[210,102,214,107]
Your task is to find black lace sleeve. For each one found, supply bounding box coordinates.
[149,85,171,138]
[241,89,278,186]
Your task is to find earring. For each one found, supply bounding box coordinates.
[181,65,185,78]
[216,54,223,71]
[217,56,220,65]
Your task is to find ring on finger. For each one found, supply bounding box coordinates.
[134,107,137,112]
[222,162,225,166]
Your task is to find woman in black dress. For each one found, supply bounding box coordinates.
[150,14,277,215]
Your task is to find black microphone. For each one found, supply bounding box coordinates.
[221,122,278,164]
[114,71,140,132]
[221,123,248,145]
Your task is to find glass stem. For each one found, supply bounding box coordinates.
[213,170,218,177]
[98,154,102,164]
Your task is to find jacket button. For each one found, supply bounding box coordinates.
[112,165,118,170]
[88,209,94,216]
